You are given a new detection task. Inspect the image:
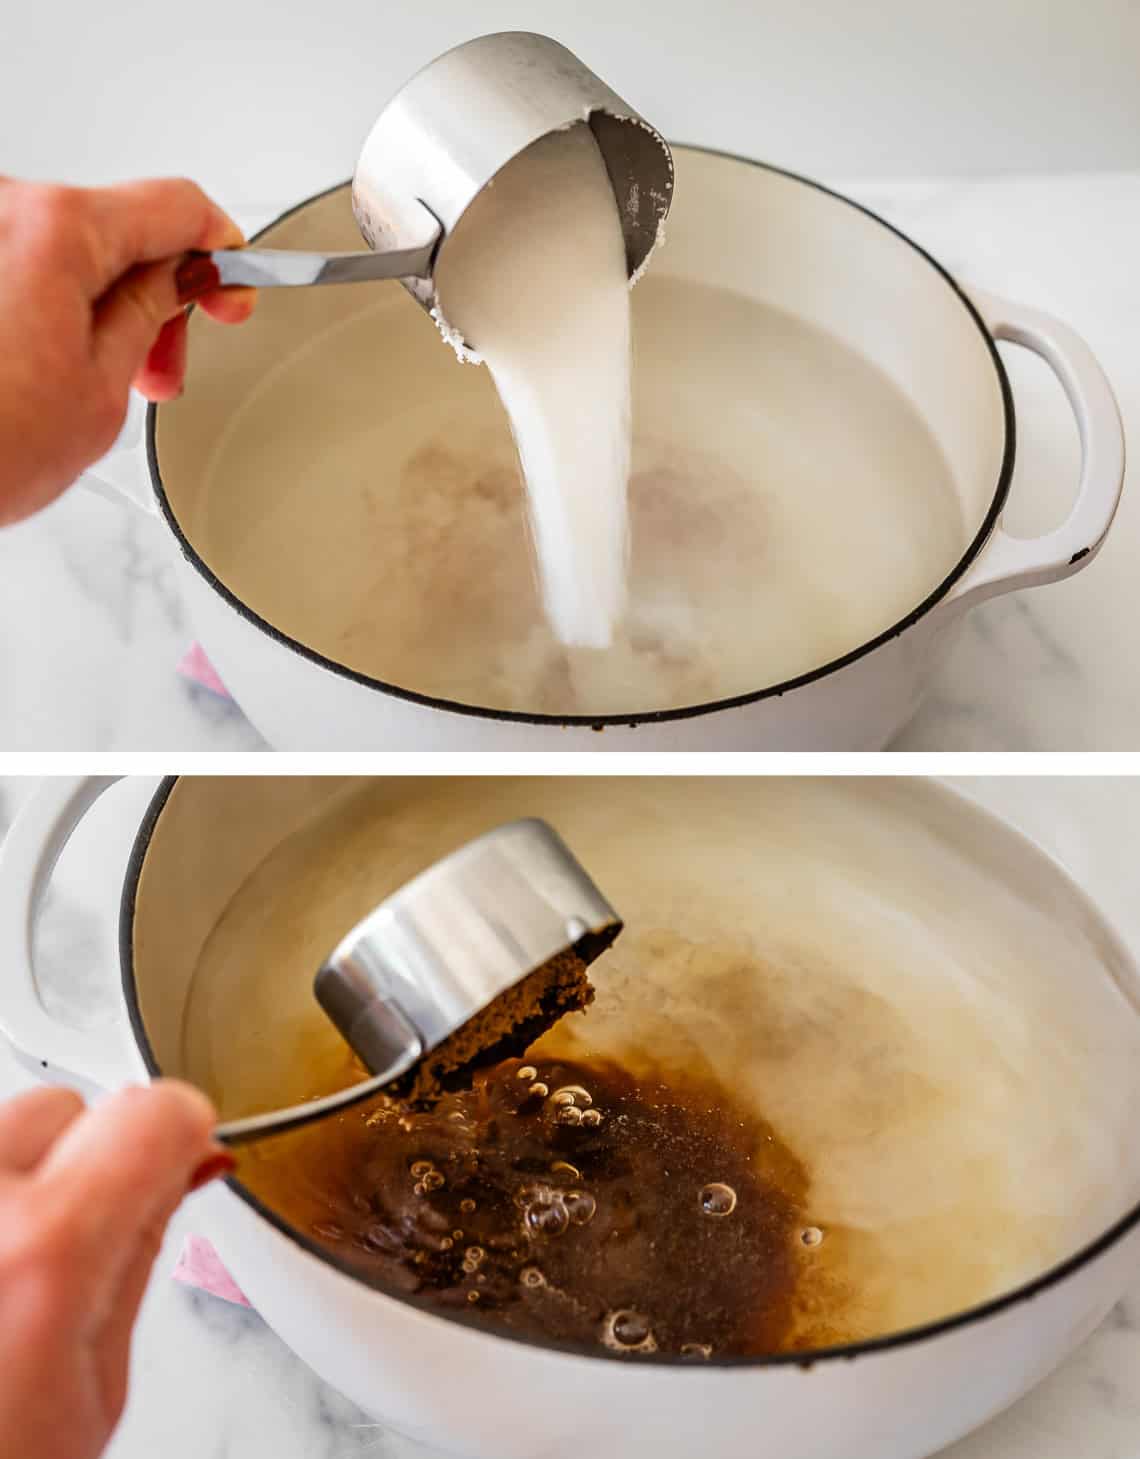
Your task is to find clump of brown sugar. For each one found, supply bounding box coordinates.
[387,949,595,1107]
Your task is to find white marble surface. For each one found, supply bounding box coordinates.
[0,171,1137,749]
[1,774,1140,1458]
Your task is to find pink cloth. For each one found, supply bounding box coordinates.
[173,1235,251,1308]
[176,643,232,700]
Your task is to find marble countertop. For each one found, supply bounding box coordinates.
[0,773,1139,1457]
[0,170,1137,749]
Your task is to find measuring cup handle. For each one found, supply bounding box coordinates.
[0,776,138,1093]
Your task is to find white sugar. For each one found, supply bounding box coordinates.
[434,124,632,648]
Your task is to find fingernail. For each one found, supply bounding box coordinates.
[175,254,221,305]
[188,1150,236,1194]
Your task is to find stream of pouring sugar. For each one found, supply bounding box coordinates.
[434,124,632,649]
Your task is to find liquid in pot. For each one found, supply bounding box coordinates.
[170,778,1140,1358]
[239,1052,850,1357]
[193,278,967,715]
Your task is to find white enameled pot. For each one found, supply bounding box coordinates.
[85,148,1125,751]
[2,775,1140,1459]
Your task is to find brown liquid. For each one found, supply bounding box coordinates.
[238,1053,856,1358]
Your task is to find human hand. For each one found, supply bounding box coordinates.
[0,1082,234,1459]
[0,176,256,525]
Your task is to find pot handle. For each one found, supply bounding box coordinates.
[0,776,136,1093]
[78,390,157,515]
[948,288,1125,609]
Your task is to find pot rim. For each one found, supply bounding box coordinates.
[147,146,1017,730]
[120,776,1140,1371]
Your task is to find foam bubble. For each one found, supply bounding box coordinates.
[518,1066,538,1082]
[526,1200,570,1237]
[520,1266,547,1289]
[564,1191,597,1225]
[602,1310,657,1353]
[800,1226,824,1247]
[557,1105,584,1127]
[699,1183,737,1217]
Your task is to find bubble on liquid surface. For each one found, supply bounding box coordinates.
[518,1066,538,1082]
[520,1266,546,1289]
[526,1200,570,1237]
[551,1161,580,1180]
[800,1226,824,1247]
[552,1085,593,1108]
[459,1198,476,1214]
[681,1343,713,1360]
[422,1170,446,1192]
[465,1247,485,1267]
[580,1109,603,1128]
[528,1083,549,1099]
[602,1310,657,1353]
[551,1091,576,1108]
[557,1105,583,1127]
[699,1183,737,1217]
[564,1190,597,1225]
[410,1160,433,1179]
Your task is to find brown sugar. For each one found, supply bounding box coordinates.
[386,949,595,1107]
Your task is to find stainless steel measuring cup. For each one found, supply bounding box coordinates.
[214,818,621,1143]
[183,33,673,314]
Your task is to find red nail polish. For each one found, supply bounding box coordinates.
[188,1151,236,1194]
[175,253,221,305]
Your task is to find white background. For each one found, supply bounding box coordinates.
[5,0,1140,200]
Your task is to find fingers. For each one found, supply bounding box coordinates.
[0,1081,233,1431]
[197,285,257,326]
[133,311,188,402]
[36,1081,223,1276]
[91,259,185,396]
[86,178,257,397]
[92,1205,177,1422]
[82,178,245,298]
[0,1088,84,1176]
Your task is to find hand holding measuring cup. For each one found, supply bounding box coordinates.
[0,1081,231,1459]
[0,176,255,526]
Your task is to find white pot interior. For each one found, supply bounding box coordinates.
[153,150,1010,718]
[128,776,1140,1360]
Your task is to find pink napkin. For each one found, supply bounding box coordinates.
[173,1235,251,1308]
[177,644,233,700]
